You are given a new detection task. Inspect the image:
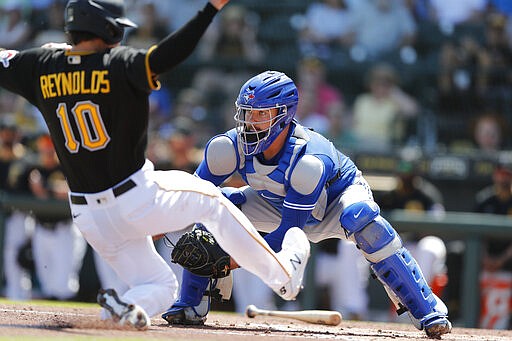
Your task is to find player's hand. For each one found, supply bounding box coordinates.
[229,258,239,270]
[209,0,230,11]
[41,42,72,50]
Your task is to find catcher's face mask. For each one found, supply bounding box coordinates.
[234,105,287,156]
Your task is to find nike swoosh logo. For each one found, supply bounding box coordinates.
[72,213,81,219]
[353,208,364,219]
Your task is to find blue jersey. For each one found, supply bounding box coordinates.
[196,123,357,228]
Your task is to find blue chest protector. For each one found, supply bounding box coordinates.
[229,124,357,224]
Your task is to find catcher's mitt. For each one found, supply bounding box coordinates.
[171,228,231,278]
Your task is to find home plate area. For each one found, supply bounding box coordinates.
[1,303,511,340]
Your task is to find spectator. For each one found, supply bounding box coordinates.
[155,117,202,173]
[196,4,264,66]
[0,119,24,190]
[487,0,512,48]
[32,1,67,48]
[449,109,509,153]
[27,0,56,32]
[192,5,265,134]
[352,63,419,150]
[470,112,508,153]
[351,0,416,61]
[474,163,512,329]
[295,57,345,135]
[324,106,357,150]
[475,13,512,117]
[0,2,32,50]
[378,160,445,214]
[166,87,213,142]
[436,34,484,147]
[126,1,167,49]
[298,0,356,60]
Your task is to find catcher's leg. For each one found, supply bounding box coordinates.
[341,201,452,339]
[161,269,210,325]
[161,269,234,325]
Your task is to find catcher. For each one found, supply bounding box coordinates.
[164,71,452,339]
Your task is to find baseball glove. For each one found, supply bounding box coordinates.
[171,228,231,278]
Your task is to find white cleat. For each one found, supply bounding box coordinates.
[275,227,310,301]
[97,288,150,330]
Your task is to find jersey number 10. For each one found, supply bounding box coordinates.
[56,100,111,153]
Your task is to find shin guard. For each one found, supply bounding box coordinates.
[372,248,448,329]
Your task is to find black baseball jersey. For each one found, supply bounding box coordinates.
[0,46,158,192]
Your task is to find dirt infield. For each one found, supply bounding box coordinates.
[1,302,511,340]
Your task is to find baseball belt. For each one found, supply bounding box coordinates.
[70,179,136,205]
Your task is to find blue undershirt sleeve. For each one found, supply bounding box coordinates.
[264,205,312,252]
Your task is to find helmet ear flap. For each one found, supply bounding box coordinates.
[105,21,123,43]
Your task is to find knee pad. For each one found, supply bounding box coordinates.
[340,201,380,235]
[353,216,402,257]
[372,248,445,324]
[176,269,210,307]
[342,202,401,259]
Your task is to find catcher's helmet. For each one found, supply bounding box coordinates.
[235,71,298,155]
[65,0,137,45]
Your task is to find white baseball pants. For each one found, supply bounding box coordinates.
[69,159,291,317]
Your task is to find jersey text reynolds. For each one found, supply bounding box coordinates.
[40,70,110,99]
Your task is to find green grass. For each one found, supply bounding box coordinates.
[0,297,98,309]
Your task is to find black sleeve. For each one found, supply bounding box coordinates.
[148,3,217,75]
[0,48,40,102]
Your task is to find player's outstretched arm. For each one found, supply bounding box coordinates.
[148,2,224,75]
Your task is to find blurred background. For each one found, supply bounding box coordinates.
[0,0,512,331]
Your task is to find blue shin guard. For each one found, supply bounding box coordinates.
[341,202,450,335]
[372,248,436,319]
[161,270,210,325]
[372,249,450,335]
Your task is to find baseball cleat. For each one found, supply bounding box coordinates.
[275,227,310,301]
[424,316,452,339]
[97,288,150,330]
[161,305,207,325]
[161,295,210,325]
[407,294,452,339]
